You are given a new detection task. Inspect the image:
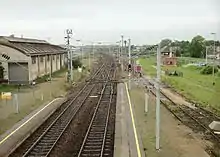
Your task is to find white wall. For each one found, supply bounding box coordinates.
[38,56,46,76]
[56,54,60,70]
[60,54,65,67]
[0,44,30,80]
[30,56,38,80]
[0,43,65,81]
[51,55,57,72]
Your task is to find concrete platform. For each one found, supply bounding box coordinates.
[209,121,220,131]
[114,83,144,157]
[0,97,65,157]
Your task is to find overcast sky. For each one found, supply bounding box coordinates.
[0,0,219,45]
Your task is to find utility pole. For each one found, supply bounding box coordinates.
[156,43,161,150]
[124,40,127,54]
[206,46,208,64]
[154,41,173,150]
[128,38,131,90]
[65,29,73,83]
[121,35,124,71]
[211,32,216,85]
[117,41,121,64]
[128,39,131,65]
[124,40,127,65]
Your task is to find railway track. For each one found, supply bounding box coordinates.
[77,64,116,157]
[145,79,220,156]
[9,58,115,157]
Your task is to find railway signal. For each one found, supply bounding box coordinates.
[128,64,132,71]
[2,53,10,60]
[65,29,73,83]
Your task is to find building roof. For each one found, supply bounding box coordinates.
[0,36,65,56]
[59,44,76,49]
[161,47,170,53]
[0,36,48,44]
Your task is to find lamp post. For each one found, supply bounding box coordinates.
[211,32,216,85]
[121,35,124,71]
[155,42,161,150]
[116,41,121,63]
[205,46,208,64]
[128,38,131,90]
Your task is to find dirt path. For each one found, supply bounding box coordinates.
[160,88,196,108]
[141,75,196,109]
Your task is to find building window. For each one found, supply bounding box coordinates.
[32,57,36,64]
[52,55,55,60]
[47,55,50,62]
[40,56,44,62]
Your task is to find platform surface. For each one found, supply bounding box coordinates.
[0,97,65,157]
[114,83,144,157]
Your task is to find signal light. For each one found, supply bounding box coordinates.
[2,54,10,60]
[128,64,132,71]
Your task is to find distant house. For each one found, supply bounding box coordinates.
[207,46,220,60]
[161,47,177,66]
[0,36,66,84]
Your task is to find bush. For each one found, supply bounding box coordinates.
[187,65,203,71]
[176,60,183,67]
[200,66,218,75]
[72,59,82,69]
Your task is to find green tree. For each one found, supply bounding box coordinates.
[179,41,190,56]
[160,39,172,48]
[205,40,214,47]
[175,49,181,57]
[72,58,82,69]
[189,35,205,58]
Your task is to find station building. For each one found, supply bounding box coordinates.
[0,35,66,84]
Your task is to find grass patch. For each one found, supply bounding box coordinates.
[0,98,44,135]
[138,57,156,77]
[35,68,67,83]
[139,57,220,110]
[51,68,68,77]
[0,57,93,136]
[0,84,18,92]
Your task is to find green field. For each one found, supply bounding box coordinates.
[138,57,156,76]
[138,57,220,110]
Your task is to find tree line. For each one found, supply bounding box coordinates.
[138,35,220,58]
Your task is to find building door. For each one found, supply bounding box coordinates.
[8,62,29,84]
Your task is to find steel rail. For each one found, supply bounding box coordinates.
[22,63,107,157]
[77,66,115,157]
[145,81,220,144]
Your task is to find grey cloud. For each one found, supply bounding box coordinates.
[0,0,219,44]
